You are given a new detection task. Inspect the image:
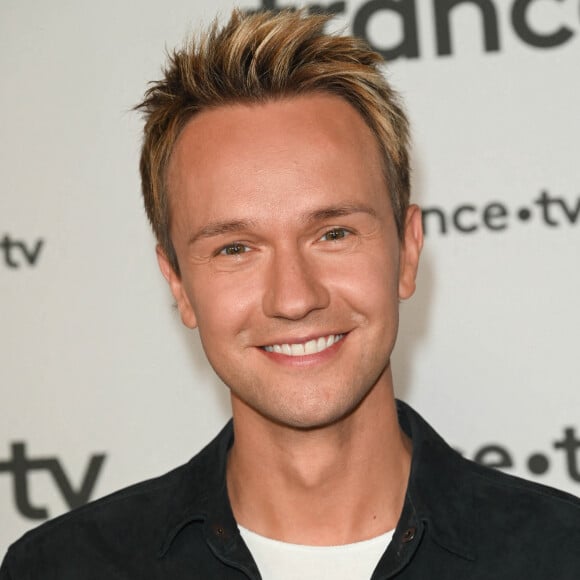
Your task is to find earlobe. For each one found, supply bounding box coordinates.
[156,245,198,329]
[398,205,424,300]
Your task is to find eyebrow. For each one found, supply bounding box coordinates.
[188,219,256,246]
[188,203,378,245]
[305,203,378,223]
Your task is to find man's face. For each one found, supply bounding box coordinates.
[159,93,422,429]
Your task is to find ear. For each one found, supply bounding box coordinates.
[398,205,424,300]
[156,245,198,329]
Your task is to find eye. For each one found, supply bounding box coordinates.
[218,242,249,256]
[320,228,349,242]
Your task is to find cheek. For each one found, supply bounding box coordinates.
[328,250,400,311]
[188,273,260,342]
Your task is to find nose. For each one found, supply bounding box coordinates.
[262,245,330,320]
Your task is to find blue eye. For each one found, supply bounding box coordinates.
[322,228,349,241]
[219,243,248,256]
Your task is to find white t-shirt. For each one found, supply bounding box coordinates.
[238,525,394,580]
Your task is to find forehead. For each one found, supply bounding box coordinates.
[175,92,379,153]
[166,93,388,226]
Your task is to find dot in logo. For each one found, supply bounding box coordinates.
[518,208,532,221]
[527,453,550,475]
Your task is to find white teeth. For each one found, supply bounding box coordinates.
[291,343,305,356]
[304,339,317,355]
[264,334,344,357]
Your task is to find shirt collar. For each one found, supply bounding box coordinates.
[158,401,476,563]
[397,400,476,561]
[158,419,236,557]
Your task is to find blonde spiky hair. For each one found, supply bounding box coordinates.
[135,9,410,273]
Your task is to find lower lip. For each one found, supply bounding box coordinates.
[258,334,347,367]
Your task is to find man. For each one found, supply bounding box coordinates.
[2,8,579,579]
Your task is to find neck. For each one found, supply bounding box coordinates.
[226,372,411,546]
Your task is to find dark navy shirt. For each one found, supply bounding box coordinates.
[2,401,580,579]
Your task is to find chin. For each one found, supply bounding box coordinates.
[254,388,372,432]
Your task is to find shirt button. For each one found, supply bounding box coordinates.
[402,527,416,543]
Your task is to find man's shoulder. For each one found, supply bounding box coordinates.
[2,462,185,572]
[402,401,580,575]
[459,453,580,562]
[464,453,580,521]
[404,400,580,530]
[2,422,233,579]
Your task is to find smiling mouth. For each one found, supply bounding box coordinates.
[262,334,345,356]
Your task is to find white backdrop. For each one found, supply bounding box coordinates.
[1,0,579,557]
